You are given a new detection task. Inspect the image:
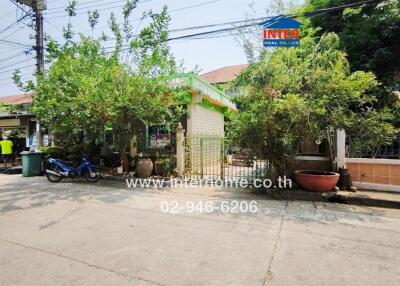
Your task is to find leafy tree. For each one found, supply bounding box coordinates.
[15,2,184,167]
[229,33,396,176]
[32,37,117,154]
[307,0,400,110]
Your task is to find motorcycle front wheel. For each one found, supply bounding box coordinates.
[46,165,63,182]
[84,167,101,182]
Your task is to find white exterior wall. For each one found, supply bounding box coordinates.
[187,103,224,136]
[186,102,224,178]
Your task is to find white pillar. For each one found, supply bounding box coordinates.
[36,120,42,150]
[176,123,185,177]
[25,124,30,148]
[336,129,346,169]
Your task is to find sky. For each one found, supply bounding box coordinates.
[0,0,302,96]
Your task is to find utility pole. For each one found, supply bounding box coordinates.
[15,1,46,74]
[15,0,46,149]
[34,0,44,74]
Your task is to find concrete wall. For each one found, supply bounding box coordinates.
[346,158,400,192]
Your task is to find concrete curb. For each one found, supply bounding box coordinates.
[334,192,400,209]
[266,189,400,209]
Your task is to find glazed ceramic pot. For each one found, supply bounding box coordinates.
[136,159,153,178]
[294,170,340,193]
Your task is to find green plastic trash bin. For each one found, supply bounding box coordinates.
[20,151,43,177]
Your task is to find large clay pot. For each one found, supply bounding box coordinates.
[136,159,153,178]
[294,170,340,193]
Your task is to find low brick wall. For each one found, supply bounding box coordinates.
[346,158,400,192]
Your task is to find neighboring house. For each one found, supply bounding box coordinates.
[132,73,236,157]
[200,64,248,96]
[0,93,43,152]
[0,74,236,162]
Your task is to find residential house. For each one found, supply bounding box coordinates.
[0,93,44,155]
[200,64,248,97]
[132,73,236,157]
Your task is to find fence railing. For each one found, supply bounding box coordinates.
[184,134,271,181]
[346,133,400,159]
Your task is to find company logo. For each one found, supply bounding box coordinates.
[259,15,302,47]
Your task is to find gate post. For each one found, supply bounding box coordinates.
[176,123,185,177]
[336,129,346,170]
[220,138,224,179]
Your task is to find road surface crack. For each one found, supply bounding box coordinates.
[263,200,288,285]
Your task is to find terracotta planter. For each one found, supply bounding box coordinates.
[136,159,153,178]
[294,170,340,193]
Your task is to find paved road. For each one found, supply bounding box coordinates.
[0,175,399,286]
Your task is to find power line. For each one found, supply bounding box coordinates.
[168,0,382,42]
[0,58,33,70]
[0,51,31,64]
[0,63,36,74]
[0,51,27,62]
[0,70,33,82]
[1,0,381,75]
[46,0,220,19]
[47,0,143,12]
[9,0,32,12]
[169,17,265,33]
[0,39,32,48]
[0,13,30,35]
[0,24,25,41]
[60,0,224,36]
[45,0,153,17]
[101,0,380,52]
[101,16,264,42]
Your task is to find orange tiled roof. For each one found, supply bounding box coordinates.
[0,93,33,105]
[200,64,248,84]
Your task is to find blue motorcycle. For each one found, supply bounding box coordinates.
[45,156,101,183]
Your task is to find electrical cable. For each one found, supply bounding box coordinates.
[2,0,383,74]
[46,0,221,19]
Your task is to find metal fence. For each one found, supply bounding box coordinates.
[184,134,271,181]
[346,133,400,159]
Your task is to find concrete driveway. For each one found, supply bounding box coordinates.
[0,175,399,286]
